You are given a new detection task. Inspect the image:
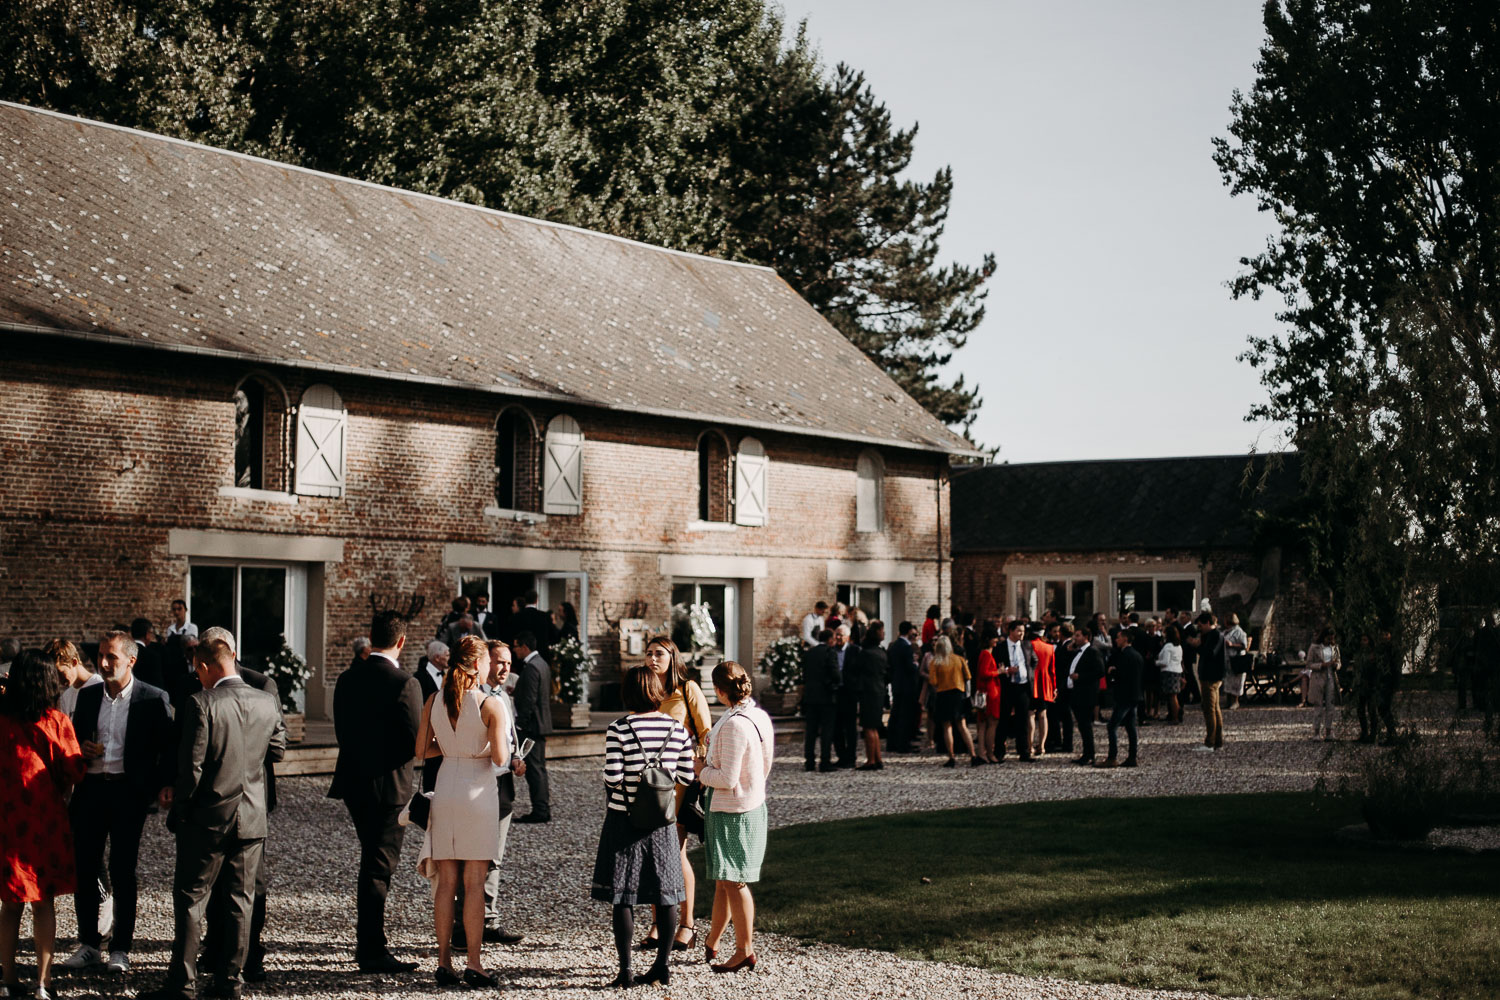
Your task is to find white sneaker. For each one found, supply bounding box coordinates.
[1191,745,1216,752]
[58,944,102,970]
[105,951,129,974]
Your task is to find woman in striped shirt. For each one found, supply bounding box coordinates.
[591,666,695,988]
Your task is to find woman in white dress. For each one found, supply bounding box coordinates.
[414,635,510,988]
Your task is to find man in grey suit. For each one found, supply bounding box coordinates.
[144,638,285,1000]
[510,631,553,823]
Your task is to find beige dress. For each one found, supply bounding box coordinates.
[428,688,501,862]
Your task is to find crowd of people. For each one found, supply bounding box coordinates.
[0,603,773,997]
[794,598,1429,773]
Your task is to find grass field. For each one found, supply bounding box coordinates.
[742,793,1500,1000]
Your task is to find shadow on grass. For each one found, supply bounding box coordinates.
[743,792,1500,1000]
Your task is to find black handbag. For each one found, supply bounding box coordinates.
[679,704,707,837]
[406,791,431,831]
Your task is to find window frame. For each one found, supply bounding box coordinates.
[1108,574,1201,618]
[855,450,886,533]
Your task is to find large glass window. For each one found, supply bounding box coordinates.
[670,580,736,665]
[494,409,539,511]
[1014,577,1096,619]
[696,432,731,522]
[1110,576,1199,617]
[188,562,307,708]
[836,583,892,626]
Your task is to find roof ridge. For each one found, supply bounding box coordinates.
[0,100,778,277]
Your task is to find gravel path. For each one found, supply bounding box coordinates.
[38,701,1467,999]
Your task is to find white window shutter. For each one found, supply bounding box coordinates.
[543,414,584,515]
[734,437,768,526]
[294,385,347,498]
[856,450,883,532]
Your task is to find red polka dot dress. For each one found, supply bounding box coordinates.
[0,708,87,903]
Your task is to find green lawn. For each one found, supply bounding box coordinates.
[738,793,1500,1000]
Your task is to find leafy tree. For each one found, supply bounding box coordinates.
[1214,0,1500,628]
[0,0,992,430]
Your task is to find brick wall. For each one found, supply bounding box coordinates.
[0,335,953,711]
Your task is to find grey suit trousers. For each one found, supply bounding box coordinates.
[167,825,263,990]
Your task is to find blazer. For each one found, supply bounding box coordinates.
[512,651,554,736]
[1197,628,1228,684]
[168,664,281,812]
[513,607,560,658]
[170,676,286,838]
[328,653,423,806]
[801,644,841,705]
[847,643,889,701]
[1108,645,1145,705]
[73,677,175,806]
[887,637,919,695]
[415,658,443,703]
[1061,644,1105,708]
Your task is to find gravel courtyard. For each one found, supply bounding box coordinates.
[50,704,1391,999]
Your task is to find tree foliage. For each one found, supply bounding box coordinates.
[1215,0,1500,630]
[0,0,990,430]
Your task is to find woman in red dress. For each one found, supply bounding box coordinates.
[0,648,87,1000]
[1030,629,1058,757]
[975,625,1004,763]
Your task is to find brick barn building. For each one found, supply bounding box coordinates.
[0,103,979,717]
[950,454,1329,655]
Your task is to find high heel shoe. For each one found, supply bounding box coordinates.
[671,927,696,952]
[609,971,634,989]
[636,963,671,986]
[633,933,660,952]
[712,953,757,974]
[705,943,719,963]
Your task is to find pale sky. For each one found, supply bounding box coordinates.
[784,0,1290,462]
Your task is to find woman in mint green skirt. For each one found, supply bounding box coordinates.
[694,661,773,974]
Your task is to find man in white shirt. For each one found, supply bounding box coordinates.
[801,601,829,646]
[998,620,1039,762]
[478,640,526,945]
[58,643,105,718]
[165,599,199,641]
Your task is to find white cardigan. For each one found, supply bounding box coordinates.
[698,700,774,814]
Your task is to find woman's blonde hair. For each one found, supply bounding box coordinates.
[442,634,486,727]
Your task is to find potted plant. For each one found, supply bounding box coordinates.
[264,637,310,743]
[757,637,803,716]
[549,634,594,729]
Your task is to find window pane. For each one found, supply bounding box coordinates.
[853,585,881,621]
[190,566,236,638]
[1157,579,1197,614]
[1043,580,1067,617]
[835,584,853,607]
[495,412,519,508]
[240,567,288,674]
[1071,579,1096,618]
[1015,579,1039,619]
[1116,580,1151,614]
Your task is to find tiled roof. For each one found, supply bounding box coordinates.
[951,453,1301,553]
[0,102,976,457]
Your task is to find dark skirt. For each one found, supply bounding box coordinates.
[590,809,686,906]
[934,688,968,723]
[858,694,885,732]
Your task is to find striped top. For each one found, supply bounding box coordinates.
[602,712,694,813]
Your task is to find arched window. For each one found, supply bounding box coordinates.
[295,383,347,497]
[696,430,731,522]
[856,449,885,533]
[542,414,584,515]
[734,436,768,526]
[232,372,290,492]
[494,408,540,512]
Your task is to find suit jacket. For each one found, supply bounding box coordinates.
[513,606,560,659]
[848,643,889,701]
[170,676,286,838]
[887,637,918,695]
[1062,644,1105,708]
[996,638,1039,683]
[73,677,175,807]
[801,644,840,705]
[415,658,443,703]
[328,653,423,805]
[168,663,281,812]
[512,651,554,736]
[133,640,167,691]
[1197,627,1228,684]
[1108,645,1145,705]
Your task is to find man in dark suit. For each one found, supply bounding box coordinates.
[996,619,1039,762]
[415,640,448,793]
[831,625,859,767]
[885,621,920,753]
[131,616,167,691]
[143,637,285,1000]
[59,630,175,976]
[1062,627,1105,765]
[513,591,560,661]
[328,610,423,973]
[510,630,553,823]
[1100,629,1144,768]
[1195,612,1228,751]
[800,629,840,771]
[193,628,281,984]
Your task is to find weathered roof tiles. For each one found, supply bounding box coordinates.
[0,102,977,456]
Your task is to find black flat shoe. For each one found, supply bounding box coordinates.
[463,968,499,988]
[434,966,463,988]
